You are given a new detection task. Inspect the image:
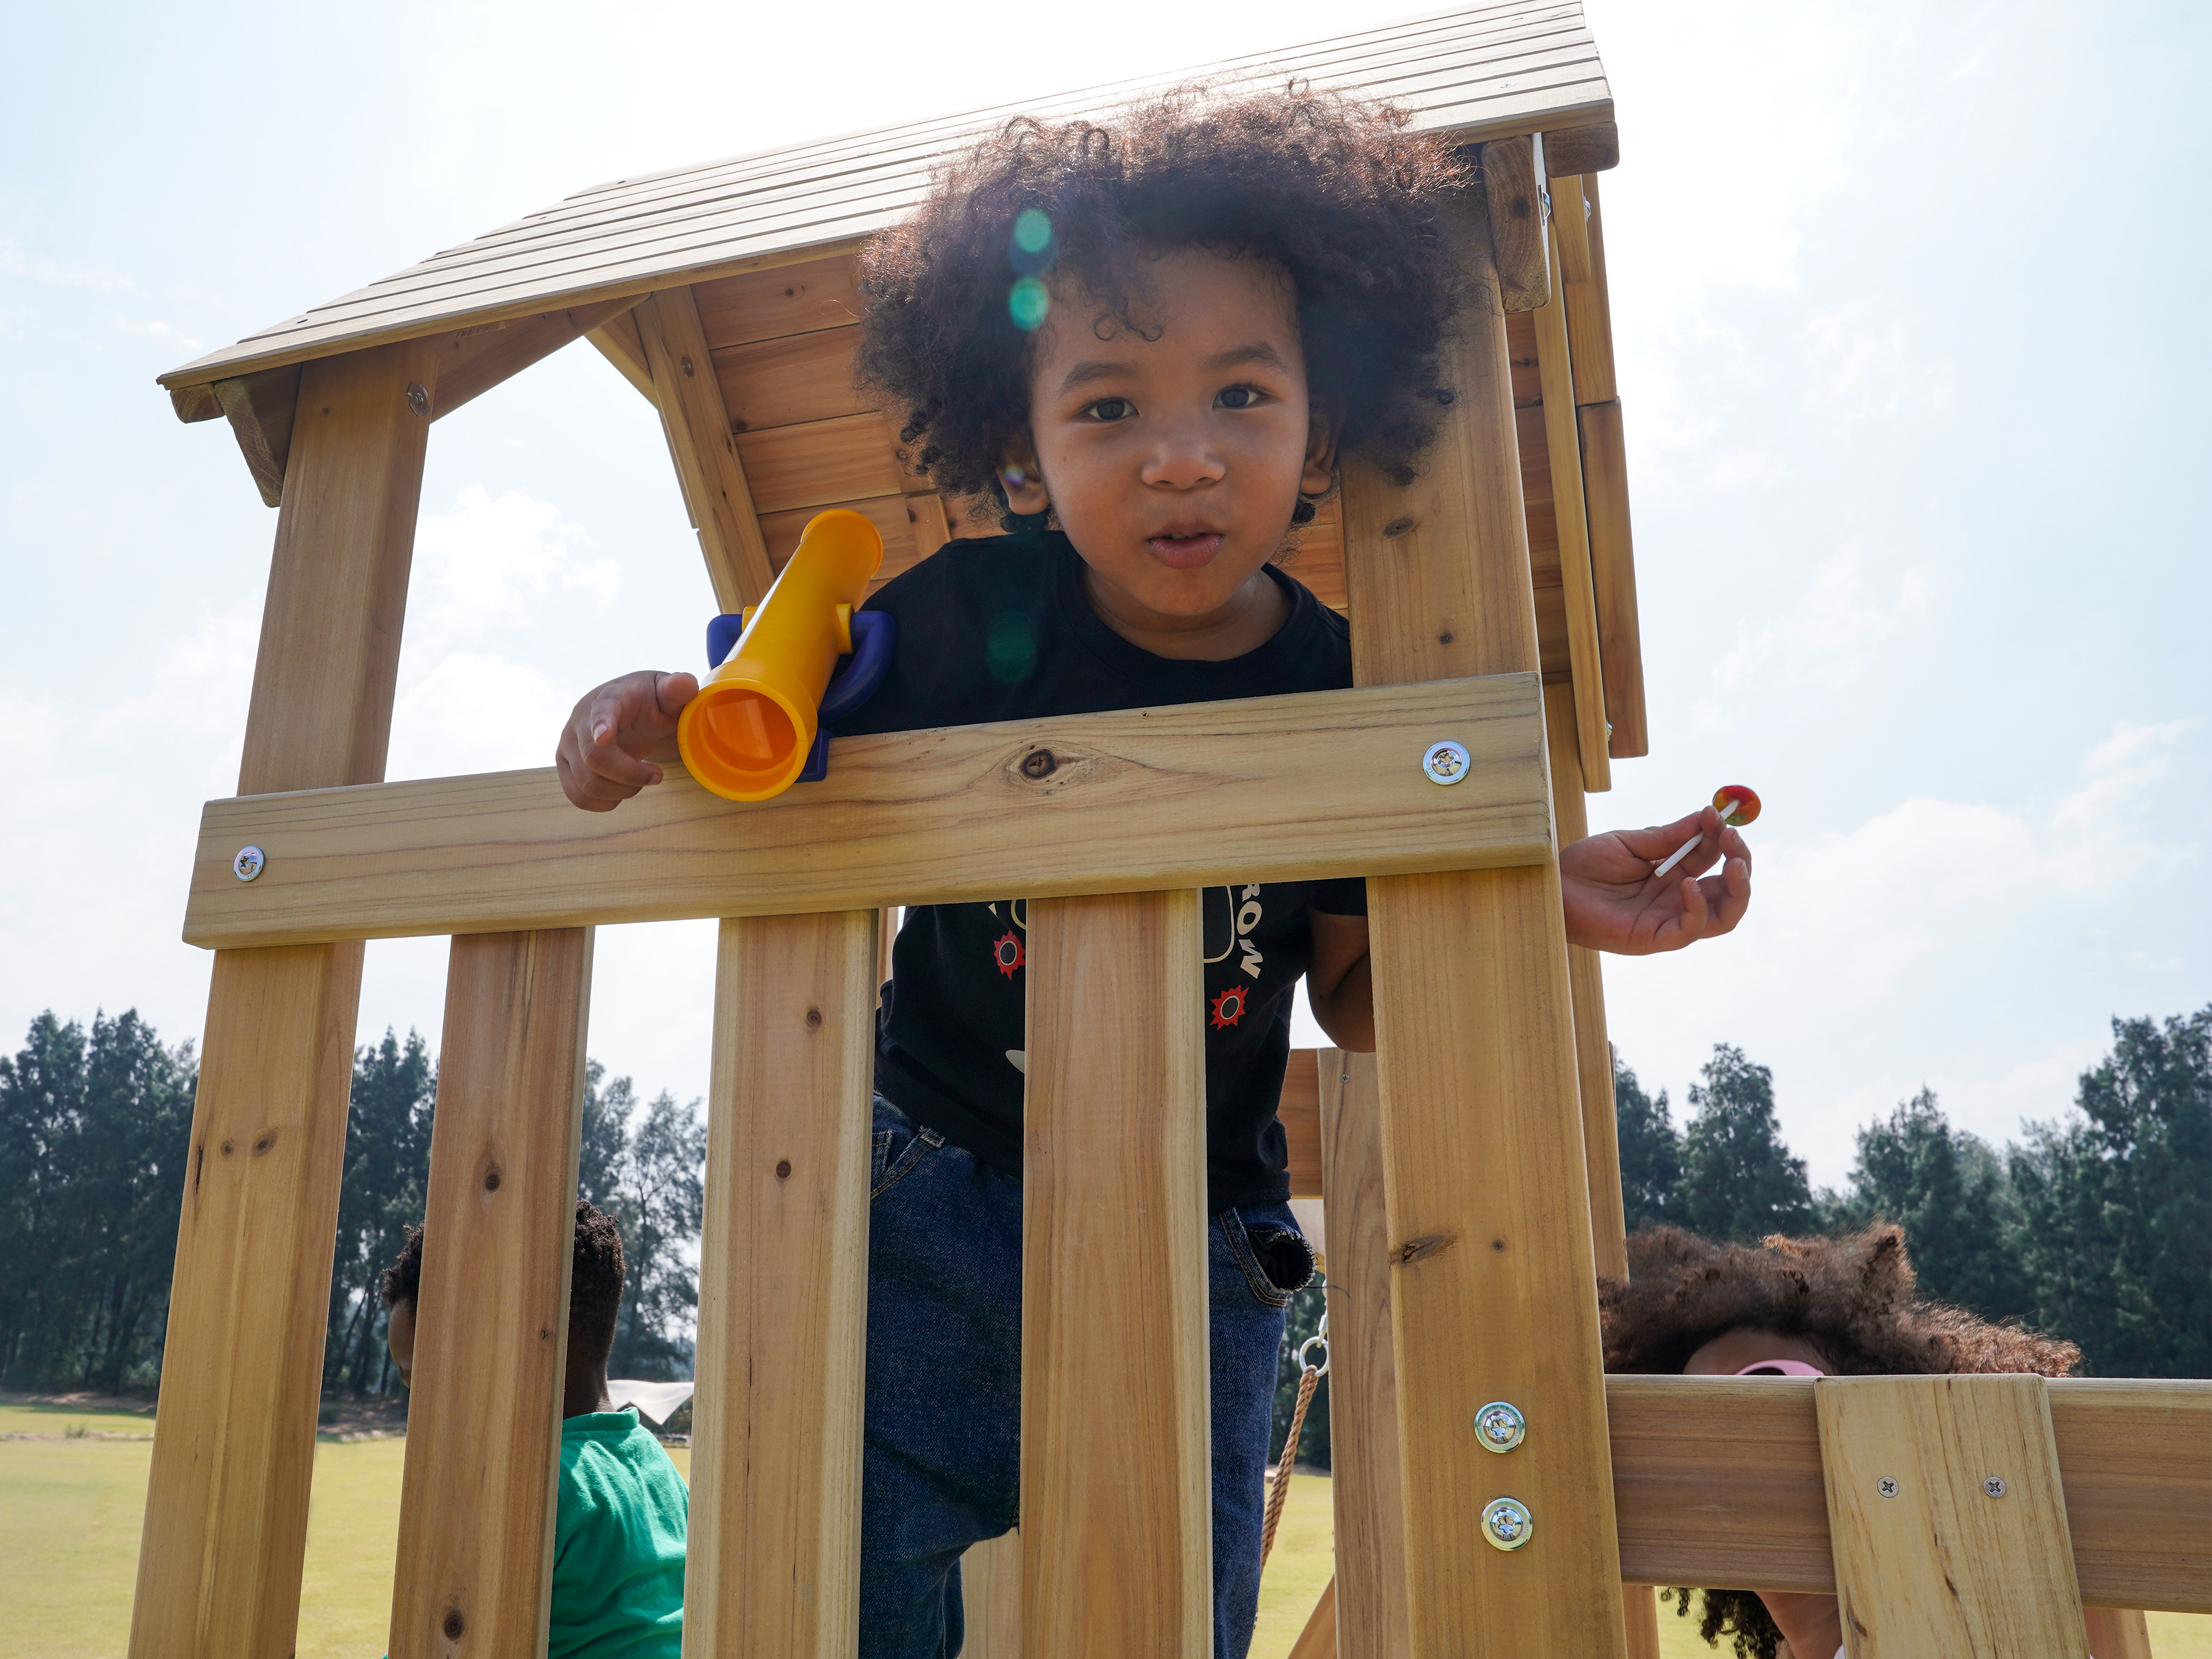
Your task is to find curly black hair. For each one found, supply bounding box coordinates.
[854,82,1470,524]
[1604,1226,2079,1658]
[378,1199,627,1368]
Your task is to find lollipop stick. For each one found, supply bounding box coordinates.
[1650,828,1704,882]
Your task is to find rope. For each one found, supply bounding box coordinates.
[1261,1311,1329,1567]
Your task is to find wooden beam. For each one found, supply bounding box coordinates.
[636,286,776,609]
[427,296,640,420]
[389,928,592,1659]
[216,363,304,508]
[1288,1577,1338,1659]
[1022,890,1209,1658]
[2082,1610,2154,1659]
[1578,399,1649,759]
[961,1530,1023,1659]
[1478,136,1550,312]
[1280,1048,1322,1197]
[587,307,654,400]
[1532,221,1611,790]
[1818,1376,2089,1658]
[1563,171,1619,406]
[1541,122,1620,176]
[1317,1050,1411,1659]
[685,910,877,1657]
[170,382,223,422]
[184,675,1553,950]
[1342,201,1626,1656]
[132,336,436,1659]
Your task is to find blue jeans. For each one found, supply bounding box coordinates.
[859,1095,1312,1659]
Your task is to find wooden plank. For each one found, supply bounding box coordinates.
[1818,1375,2089,1658]
[1478,135,1550,312]
[1542,121,1619,175]
[1280,1050,1322,1197]
[907,491,952,560]
[962,1530,1023,1659]
[1564,169,1618,406]
[715,325,868,432]
[1531,220,1610,790]
[216,363,304,508]
[685,910,877,1658]
[637,285,776,610]
[2082,1610,2154,1659]
[2048,1378,2212,1612]
[1551,170,1593,283]
[586,307,655,400]
[171,382,223,422]
[184,675,1553,949]
[735,409,909,514]
[132,336,436,1659]
[1578,398,1648,759]
[1317,1049,1411,1659]
[1022,889,1209,1658]
[1342,201,1625,1658]
[1288,1577,1338,1659]
[758,492,926,581]
[426,297,639,419]
[389,928,592,1659]
[692,252,863,349]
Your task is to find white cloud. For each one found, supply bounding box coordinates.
[1699,549,1935,720]
[388,650,570,781]
[1802,304,1955,424]
[111,316,206,353]
[410,485,621,650]
[0,238,137,293]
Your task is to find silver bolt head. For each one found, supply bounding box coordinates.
[1475,1401,1527,1453]
[405,382,430,416]
[1983,1476,2007,1498]
[1480,1496,1533,1551]
[1422,739,1472,785]
[1877,1477,1900,1499]
[233,846,266,883]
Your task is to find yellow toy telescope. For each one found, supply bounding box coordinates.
[677,509,895,801]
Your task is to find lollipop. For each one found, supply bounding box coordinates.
[1650,785,1761,881]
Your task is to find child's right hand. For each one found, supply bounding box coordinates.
[555,670,698,811]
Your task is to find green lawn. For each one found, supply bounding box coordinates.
[3,1436,2205,1657]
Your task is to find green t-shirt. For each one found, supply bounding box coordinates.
[549,1410,688,1658]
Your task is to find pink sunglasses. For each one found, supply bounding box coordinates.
[1736,1359,1824,1377]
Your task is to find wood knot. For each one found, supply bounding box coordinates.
[1383,516,1416,538]
[220,1141,234,1156]
[805,1007,823,1028]
[775,1160,792,1180]
[443,1608,466,1640]
[251,1134,274,1156]
[1491,1237,1507,1251]
[1396,1232,1456,1265]
[1438,631,1455,645]
[483,1167,502,1192]
[1020,748,1058,780]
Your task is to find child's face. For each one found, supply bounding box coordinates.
[385,1297,417,1386]
[1007,249,1334,626]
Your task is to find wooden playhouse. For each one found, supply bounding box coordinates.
[140,3,2206,1655]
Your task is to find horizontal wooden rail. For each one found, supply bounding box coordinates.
[185,675,1551,949]
[1607,1376,2211,1613]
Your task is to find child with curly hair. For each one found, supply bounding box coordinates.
[554,85,1754,1658]
[1602,1224,2138,1659]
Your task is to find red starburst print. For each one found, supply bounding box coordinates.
[992,931,1026,978]
[1208,985,1248,1029]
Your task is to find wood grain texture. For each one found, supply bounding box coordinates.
[1317,1050,1412,1659]
[1480,135,1551,311]
[1344,204,1626,1658]
[1577,399,1647,759]
[637,286,775,610]
[685,910,878,1659]
[185,676,1553,949]
[1550,171,1593,283]
[1818,1375,2089,1659]
[1532,220,1611,789]
[961,1530,1023,1659]
[2081,1610,2153,1659]
[692,253,863,349]
[735,409,909,513]
[1280,1047,1322,1197]
[216,363,304,507]
[1022,891,1209,1659]
[1563,169,1618,406]
[1542,121,1619,175]
[1289,1577,1338,1659]
[2047,1378,2212,1612]
[426,298,638,419]
[389,929,593,1659]
[586,308,654,400]
[714,325,867,431]
[171,381,225,422]
[758,491,932,582]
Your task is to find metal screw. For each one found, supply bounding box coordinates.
[1422,740,1471,785]
[1480,1496,1533,1551]
[232,846,266,882]
[1877,1477,1900,1499]
[405,383,429,416]
[680,355,696,377]
[1983,1476,2007,1498]
[1475,1401,1527,1453]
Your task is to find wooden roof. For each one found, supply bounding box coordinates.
[158,0,1609,389]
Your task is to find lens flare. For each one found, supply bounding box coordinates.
[1013,209,1053,254]
[1008,276,1050,331]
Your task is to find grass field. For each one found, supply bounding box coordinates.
[4,1414,2205,1657]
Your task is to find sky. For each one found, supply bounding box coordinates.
[2,0,2205,1189]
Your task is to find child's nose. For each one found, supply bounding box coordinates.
[1139,420,1225,489]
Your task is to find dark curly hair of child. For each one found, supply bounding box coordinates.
[380,1198,628,1365]
[854,82,1471,523]
[1601,1224,2078,1659]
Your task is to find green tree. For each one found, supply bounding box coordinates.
[1614,1053,1684,1232]
[324,1030,436,1395]
[2011,1006,2211,1378]
[578,1066,707,1380]
[1680,1045,1812,1243]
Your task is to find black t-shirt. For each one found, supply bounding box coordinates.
[836,530,1366,1212]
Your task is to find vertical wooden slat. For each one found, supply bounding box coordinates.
[1316,1050,1410,1659]
[961,1530,1024,1658]
[1022,891,1209,1659]
[132,337,436,1659]
[389,928,593,1659]
[685,910,878,1659]
[1563,172,1619,407]
[1578,398,1648,760]
[1341,204,1627,1658]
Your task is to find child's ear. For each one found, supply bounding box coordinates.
[998,441,1051,517]
[1301,402,1340,497]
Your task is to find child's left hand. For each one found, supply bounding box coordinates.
[1561,805,1753,954]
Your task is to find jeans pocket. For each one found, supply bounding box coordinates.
[870,1110,946,1201]
[1220,1207,1314,1309]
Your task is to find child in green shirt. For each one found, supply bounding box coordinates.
[382,1199,688,1657]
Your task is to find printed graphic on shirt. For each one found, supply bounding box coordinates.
[1209,985,1249,1028]
[1202,884,1267,980]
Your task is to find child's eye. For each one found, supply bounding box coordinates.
[1215,385,1265,410]
[1082,397,1135,422]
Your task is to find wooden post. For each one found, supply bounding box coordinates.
[685,910,879,1659]
[1021,891,1209,1659]
[389,928,594,1659]
[131,336,436,1659]
[1339,206,1627,1657]
[961,1530,1024,1658]
[1533,222,1611,791]
[1316,1050,1410,1659]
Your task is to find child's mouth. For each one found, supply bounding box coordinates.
[1147,531,1223,568]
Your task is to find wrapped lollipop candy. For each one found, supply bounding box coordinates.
[1651,785,1761,881]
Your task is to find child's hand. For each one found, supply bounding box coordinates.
[1559,805,1753,954]
[555,671,698,811]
